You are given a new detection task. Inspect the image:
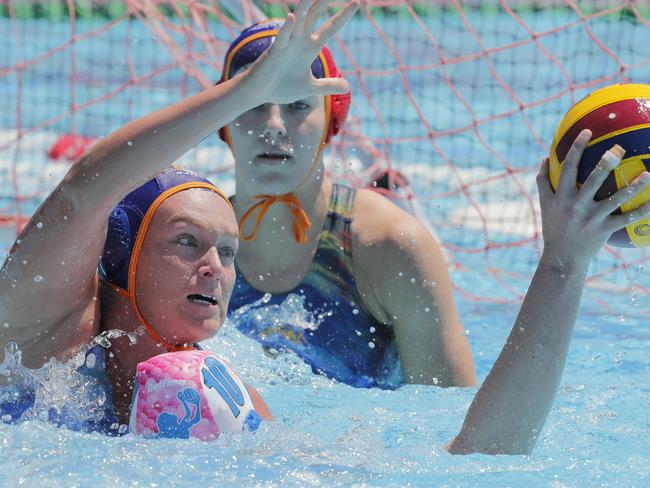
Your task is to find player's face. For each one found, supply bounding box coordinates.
[135,189,238,343]
[229,96,327,195]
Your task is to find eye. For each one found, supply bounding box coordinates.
[218,246,236,264]
[287,100,310,110]
[176,235,197,247]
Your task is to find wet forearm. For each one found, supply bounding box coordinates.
[63,70,261,210]
[449,254,588,454]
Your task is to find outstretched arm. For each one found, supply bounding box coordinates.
[0,0,359,368]
[447,130,650,455]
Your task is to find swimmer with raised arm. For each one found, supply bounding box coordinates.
[215,15,650,452]
[219,17,476,389]
[0,0,360,433]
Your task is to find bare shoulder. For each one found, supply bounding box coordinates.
[350,189,447,320]
[350,188,438,252]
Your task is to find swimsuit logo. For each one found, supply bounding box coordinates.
[156,388,201,439]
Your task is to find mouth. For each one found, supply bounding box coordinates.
[255,152,293,165]
[187,294,218,306]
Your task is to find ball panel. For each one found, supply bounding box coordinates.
[576,127,650,184]
[608,227,634,247]
[555,99,650,165]
[553,84,650,145]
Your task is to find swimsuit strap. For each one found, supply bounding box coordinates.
[321,183,356,269]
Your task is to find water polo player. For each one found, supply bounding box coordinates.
[219,17,477,389]
[217,17,650,451]
[0,0,359,434]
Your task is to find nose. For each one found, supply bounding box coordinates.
[263,104,286,140]
[198,247,223,281]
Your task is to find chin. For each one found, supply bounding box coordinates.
[170,318,223,344]
[252,173,304,195]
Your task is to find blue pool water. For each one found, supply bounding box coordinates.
[2,8,650,486]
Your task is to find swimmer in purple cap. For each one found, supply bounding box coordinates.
[0,0,360,433]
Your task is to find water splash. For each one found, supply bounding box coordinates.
[88,327,143,349]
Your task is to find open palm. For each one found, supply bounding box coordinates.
[242,0,359,105]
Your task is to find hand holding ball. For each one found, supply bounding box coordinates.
[549,84,650,247]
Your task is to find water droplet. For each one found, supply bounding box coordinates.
[36,222,43,229]
[608,112,616,119]
[398,271,404,277]
[127,141,133,146]
[33,275,43,283]
[410,278,416,284]
[369,326,376,333]
[247,130,254,135]
[258,275,264,281]
[368,341,375,349]
[352,309,359,315]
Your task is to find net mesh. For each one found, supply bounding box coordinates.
[2,0,650,314]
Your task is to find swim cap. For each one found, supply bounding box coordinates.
[129,350,262,440]
[217,18,351,146]
[100,168,233,351]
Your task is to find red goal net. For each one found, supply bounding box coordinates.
[1,0,649,313]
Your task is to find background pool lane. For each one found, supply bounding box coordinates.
[1,7,650,486]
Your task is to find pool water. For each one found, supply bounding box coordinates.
[2,8,650,487]
[2,303,649,486]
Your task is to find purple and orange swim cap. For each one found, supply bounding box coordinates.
[217,19,351,146]
[100,167,232,351]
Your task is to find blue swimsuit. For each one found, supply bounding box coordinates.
[229,184,403,389]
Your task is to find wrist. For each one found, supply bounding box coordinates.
[539,250,590,278]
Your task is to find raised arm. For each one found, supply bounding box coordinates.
[447,130,650,454]
[352,189,477,387]
[0,0,359,368]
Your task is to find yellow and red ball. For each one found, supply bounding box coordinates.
[549,83,650,247]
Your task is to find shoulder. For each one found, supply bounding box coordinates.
[350,188,438,253]
[349,189,448,317]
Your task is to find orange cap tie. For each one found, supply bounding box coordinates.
[239,192,312,244]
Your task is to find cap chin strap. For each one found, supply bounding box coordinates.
[104,283,195,353]
[236,132,326,245]
[132,296,195,353]
[239,192,312,244]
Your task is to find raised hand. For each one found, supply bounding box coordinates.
[537,128,650,272]
[242,0,359,104]
[178,388,201,405]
